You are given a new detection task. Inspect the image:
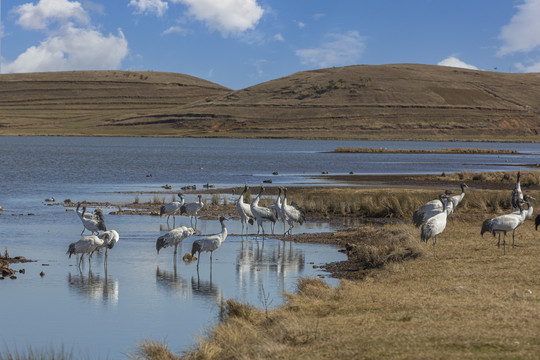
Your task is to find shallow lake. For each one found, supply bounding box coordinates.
[1,137,538,358]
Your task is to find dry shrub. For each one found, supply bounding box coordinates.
[352,224,424,269]
[130,340,179,360]
[219,299,260,322]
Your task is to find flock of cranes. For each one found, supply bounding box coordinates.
[67,185,306,269]
[67,173,536,267]
[414,171,539,256]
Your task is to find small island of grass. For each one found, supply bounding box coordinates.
[332,147,522,155]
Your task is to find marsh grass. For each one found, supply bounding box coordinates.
[0,345,85,360]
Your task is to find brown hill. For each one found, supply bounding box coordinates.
[1,64,540,141]
[0,70,230,136]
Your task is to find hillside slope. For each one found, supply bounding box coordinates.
[1,64,540,141]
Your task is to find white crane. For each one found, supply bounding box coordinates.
[98,230,120,257]
[420,193,450,257]
[76,202,106,235]
[281,187,306,235]
[250,186,278,238]
[66,235,104,268]
[190,216,228,269]
[180,194,204,228]
[412,190,452,227]
[511,171,523,211]
[481,197,530,255]
[160,193,184,226]
[236,185,255,236]
[156,225,195,256]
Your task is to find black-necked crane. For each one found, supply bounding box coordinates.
[66,235,104,268]
[156,225,195,256]
[281,187,306,235]
[481,197,530,255]
[449,183,468,209]
[510,194,535,220]
[190,216,227,269]
[76,202,106,235]
[420,193,450,257]
[269,187,285,234]
[180,194,204,228]
[160,193,184,227]
[250,186,278,239]
[413,199,454,227]
[98,230,120,257]
[511,171,523,211]
[236,185,255,236]
[412,190,452,227]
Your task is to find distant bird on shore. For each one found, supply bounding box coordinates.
[236,185,255,236]
[250,186,278,238]
[160,193,184,226]
[481,197,530,255]
[281,187,306,235]
[420,193,450,257]
[76,202,106,235]
[98,230,120,257]
[156,226,195,256]
[190,216,227,269]
[67,235,104,268]
[511,171,523,211]
[180,194,204,228]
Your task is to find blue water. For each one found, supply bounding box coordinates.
[0,136,538,358]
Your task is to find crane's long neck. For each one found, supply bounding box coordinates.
[440,196,446,212]
[282,190,288,207]
[220,221,228,243]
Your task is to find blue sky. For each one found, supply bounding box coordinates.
[1,0,540,89]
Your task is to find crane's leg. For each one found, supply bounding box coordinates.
[174,244,178,255]
[433,236,437,257]
[512,229,516,248]
[81,228,85,236]
[173,215,176,228]
[503,233,507,255]
[196,253,200,270]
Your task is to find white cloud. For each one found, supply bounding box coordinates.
[437,56,478,70]
[13,0,89,30]
[129,0,168,16]
[296,31,366,68]
[498,0,540,56]
[162,26,190,36]
[5,0,128,73]
[296,21,305,29]
[273,33,284,42]
[172,0,264,36]
[4,26,128,73]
